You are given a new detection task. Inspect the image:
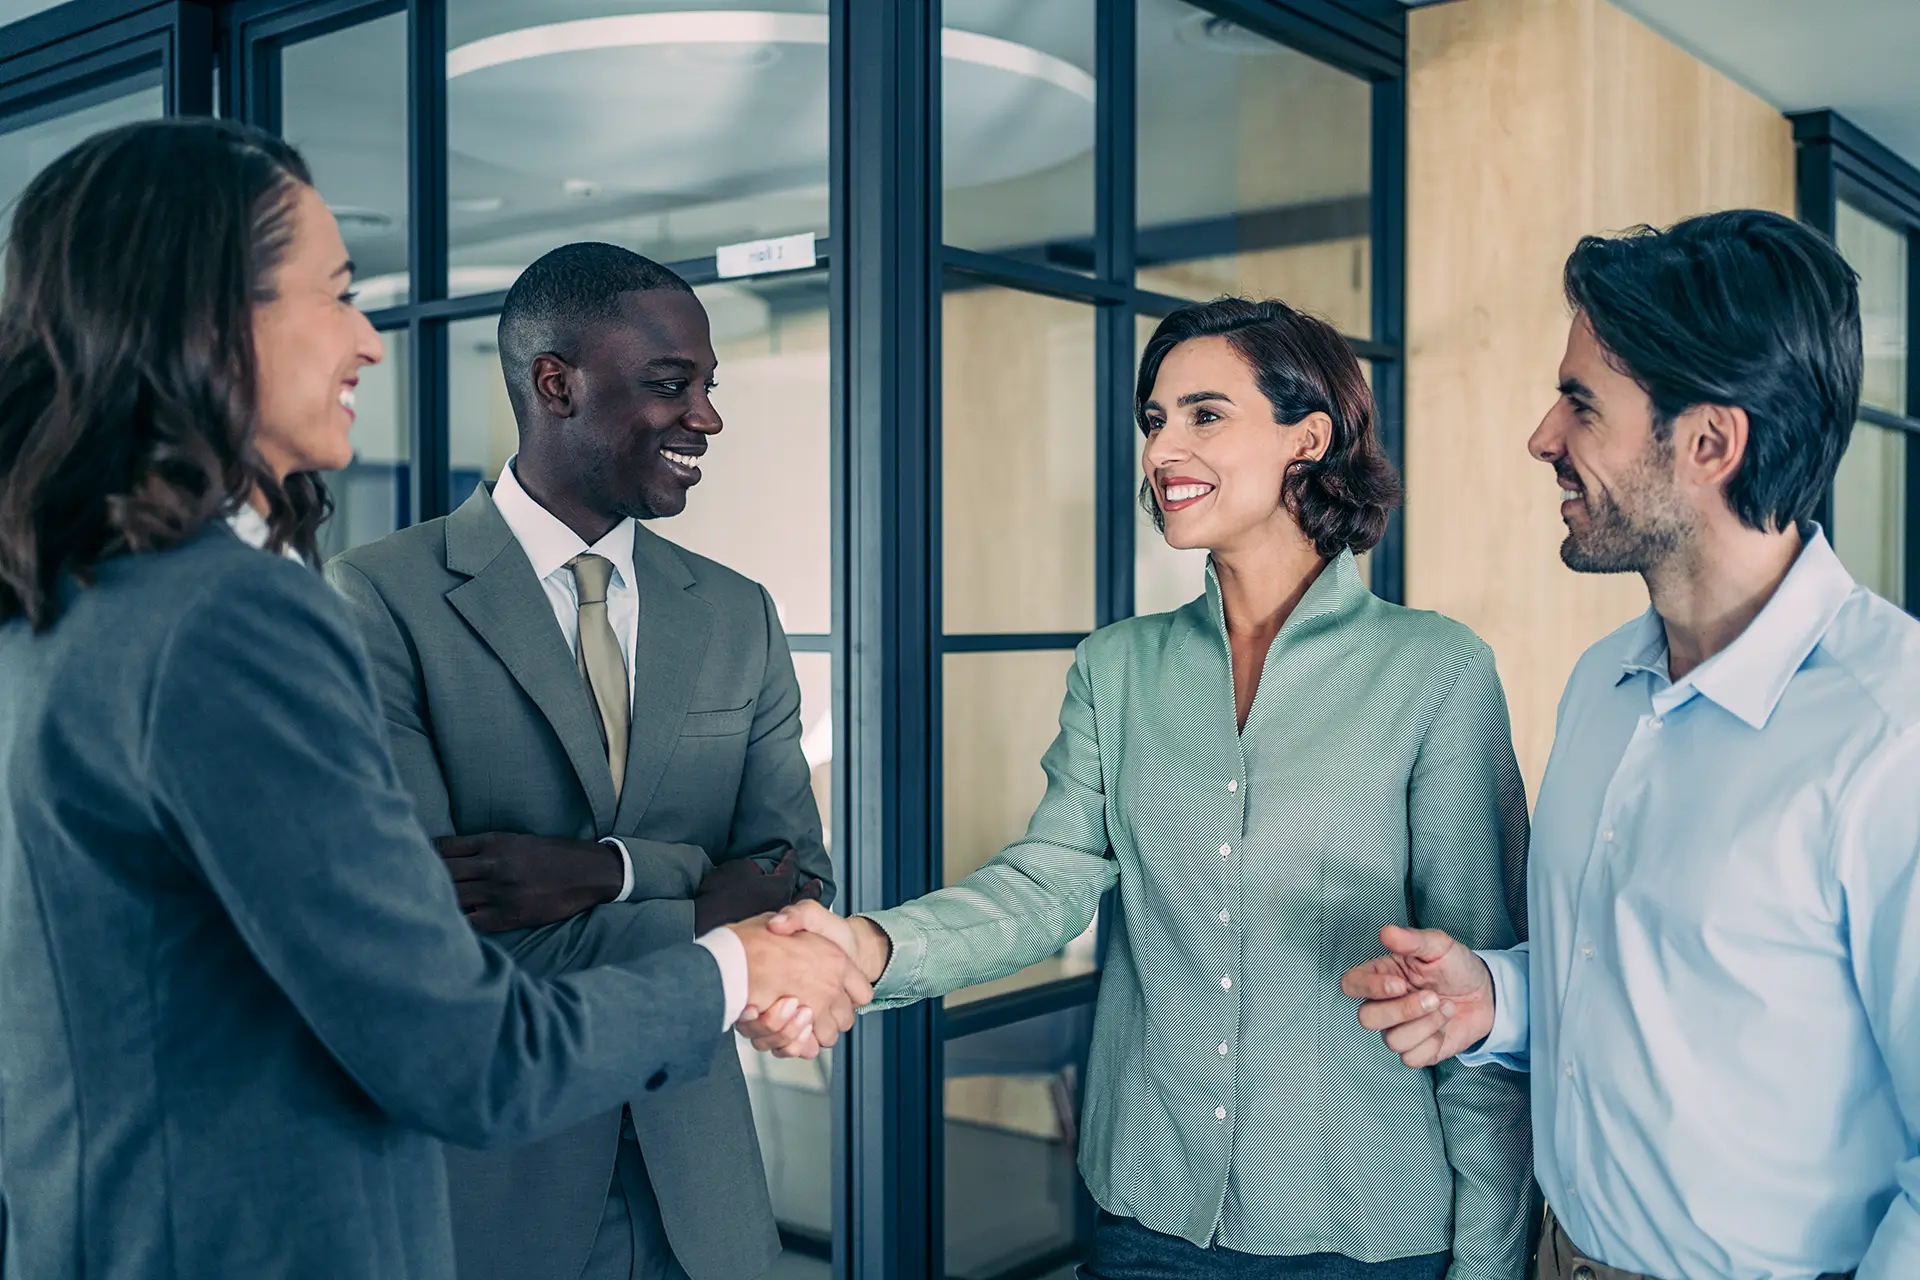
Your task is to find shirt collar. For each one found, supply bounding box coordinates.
[1614,526,1856,729]
[226,505,304,563]
[492,455,637,590]
[1202,546,1368,637]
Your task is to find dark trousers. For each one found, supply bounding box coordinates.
[1080,1213,1450,1280]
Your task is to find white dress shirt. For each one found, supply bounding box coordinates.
[489,458,746,1030]
[1461,530,1919,1280]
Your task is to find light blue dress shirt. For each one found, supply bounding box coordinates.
[1464,530,1920,1280]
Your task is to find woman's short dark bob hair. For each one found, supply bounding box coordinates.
[1136,297,1401,559]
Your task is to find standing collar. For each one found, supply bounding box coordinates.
[1615,526,1857,729]
[225,505,304,563]
[1201,546,1368,638]
[491,454,637,589]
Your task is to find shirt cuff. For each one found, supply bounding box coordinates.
[1457,946,1531,1070]
[599,836,635,903]
[693,926,748,1033]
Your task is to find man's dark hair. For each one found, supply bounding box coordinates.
[1135,296,1402,559]
[0,117,325,630]
[1564,209,1862,533]
[496,242,693,415]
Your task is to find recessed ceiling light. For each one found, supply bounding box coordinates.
[452,196,504,214]
[563,178,602,200]
[1176,13,1279,56]
[329,205,396,237]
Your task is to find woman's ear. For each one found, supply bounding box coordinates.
[1293,410,1334,463]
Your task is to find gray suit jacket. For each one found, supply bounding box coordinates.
[0,526,728,1280]
[325,486,831,1280]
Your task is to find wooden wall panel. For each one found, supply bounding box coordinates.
[1403,0,1793,793]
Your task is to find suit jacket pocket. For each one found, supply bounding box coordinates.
[680,703,754,737]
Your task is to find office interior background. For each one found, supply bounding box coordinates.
[1,0,1915,1275]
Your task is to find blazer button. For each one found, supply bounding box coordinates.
[646,1070,669,1092]
[1572,1268,1596,1280]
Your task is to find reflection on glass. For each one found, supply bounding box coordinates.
[0,80,164,288]
[446,0,830,296]
[942,0,1096,267]
[943,650,1098,1006]
[283,13,412,306]
[1836,201,1908,414]
[1136,0,1371,335]
[669,275,832,635]
[320,327,410,561]
[944,282,1096,633]
[1833,421,1907,607]
[944,1003,1094,1278]
[739,647,834,1278]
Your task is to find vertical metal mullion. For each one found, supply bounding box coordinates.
[1094,0,1136,631]
[1368,72,1406,604]
[835,0,942,1278]
[1797,133,1839,533]
[1905,227,1920,613]
[407,0,449,525]
[168,2,215,116]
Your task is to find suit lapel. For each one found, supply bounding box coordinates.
[443,487,619,832]
[614,523,714,832]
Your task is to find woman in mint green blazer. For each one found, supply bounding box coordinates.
[772,298,1533,1280]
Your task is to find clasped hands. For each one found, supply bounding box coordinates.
[730,902,893,1060]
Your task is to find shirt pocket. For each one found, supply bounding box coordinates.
[680,703,754,737]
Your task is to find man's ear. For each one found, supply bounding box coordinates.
[1680,402,1749,492]
[531,353,575,418]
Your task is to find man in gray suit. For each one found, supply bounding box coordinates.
[327,243,828,1280]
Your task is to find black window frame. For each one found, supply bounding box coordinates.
[0,1,1407,1274]
[1794,109,1920,613]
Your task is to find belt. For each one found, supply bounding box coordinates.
[1538,1207,1855,1280]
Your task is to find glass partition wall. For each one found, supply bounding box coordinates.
[0,1,1406,1274]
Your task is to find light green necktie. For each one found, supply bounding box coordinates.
[567,553,629,800]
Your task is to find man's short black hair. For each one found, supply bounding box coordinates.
[497,242,694,412]
[1564,208,1862,533]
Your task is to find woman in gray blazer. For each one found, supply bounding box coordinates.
[769,299,1535,1279]
[0,118,859,1279]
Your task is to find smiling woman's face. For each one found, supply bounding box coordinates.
[1140,336,1324,555]
[250,183,384,480]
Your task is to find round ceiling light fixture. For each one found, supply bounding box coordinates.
[446,11,1094,193]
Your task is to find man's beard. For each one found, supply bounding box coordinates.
[1559,438,1691,574]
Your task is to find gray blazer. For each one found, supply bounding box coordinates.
[0,526,728,1280]
[325,486,832,1280]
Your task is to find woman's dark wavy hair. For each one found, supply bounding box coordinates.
[1136,297,1401,559]
[0,117,329,630]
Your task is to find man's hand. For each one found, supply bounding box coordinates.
[728,915,872,1060]
[694,850,821,935]
[438,833,624,933]
[1340,924,1497,1069]
[736,902,893,1054]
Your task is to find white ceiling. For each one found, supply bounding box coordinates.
[1400,0,1920,175]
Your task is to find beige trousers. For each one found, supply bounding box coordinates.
[1534,1207,1854,1280]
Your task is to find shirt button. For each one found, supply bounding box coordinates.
[1221,975,1232,990]
[1218,1042,1229,1056]
[1650,716,1664,729]
[1219,910,1231,925]
[1220,843,1232,857]
[1602,828,1615,843]
[1564,1063,1576,1078]
[1582,945,1595,959]
[1227,779,1239,793]
[1215,1106,1227,1121]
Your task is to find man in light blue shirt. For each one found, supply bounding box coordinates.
[1344,209,1917,1280]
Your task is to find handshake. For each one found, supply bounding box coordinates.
[724,902,893,1060]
